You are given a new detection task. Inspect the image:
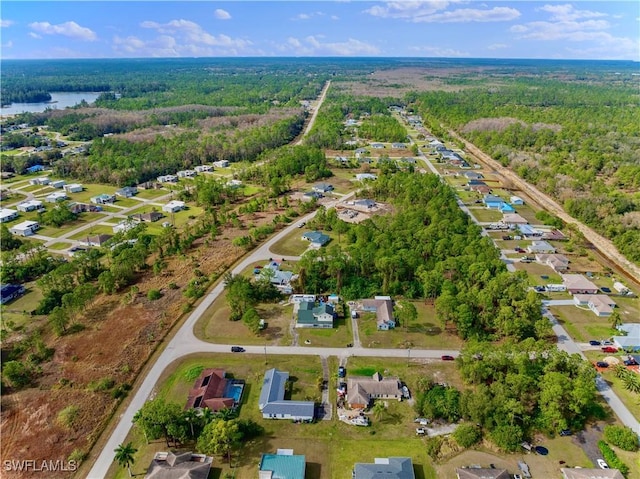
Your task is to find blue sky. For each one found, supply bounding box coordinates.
[1,1,638,60]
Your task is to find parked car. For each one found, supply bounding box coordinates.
[231,346,245,353]
[416,427,426,435]
[601,347,618,353]
[515,247,525,253]
[602,340,613,345]
[338,366,346,378]
[297,221,306,228]
[414,418,429,425]
[534,286,546,292]
[559,429,572,436]
[600,287,611,293]
[624,357,638,366]
[441,355,455,361]
[589,340,602,346]
[596,361,609,368]
[597,459,609,469]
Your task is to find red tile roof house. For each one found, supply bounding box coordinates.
[561,274,599,295]
[185,368,236,412]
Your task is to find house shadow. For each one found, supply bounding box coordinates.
[306,462,322,479]
[413,464,426,479]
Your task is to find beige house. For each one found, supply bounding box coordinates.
[562,274,599,294]
[561,468,624,479]
[347,372,403,409]
[456,468,509,479]
[574,294,616,317]
[535,253,569,272]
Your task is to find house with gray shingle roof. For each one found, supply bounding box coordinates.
[145,451,212,479]
[561,468,624,479]
[259,369,315,421]
[354,457,415,479]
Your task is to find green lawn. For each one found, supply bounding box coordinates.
[68,224,115,239]
[296,312,352,348]
[269,227,310,257]
[136,188,170,200]
[0,282,44,328]
[468,208,503,223]
[550,306,617,343]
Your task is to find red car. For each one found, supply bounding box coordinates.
[601,346,618,353]
[441,355,455,361]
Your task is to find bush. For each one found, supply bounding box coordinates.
[2,361,33,389]
[147,289,163,300]
[598,441,629,476]
[184,365,205,382]
[425,436,444,459]
[453,423,482,448]
[57,405,80,429]
[67,448,87,463]
[604,425,639,452]
[87,377,115,392]
[490,425,523,452]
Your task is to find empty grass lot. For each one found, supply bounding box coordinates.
[468,207,503,223]
[549,306,617,342]
[269,227,310,257]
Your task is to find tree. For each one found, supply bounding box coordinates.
[132,398,183,446]
[371,401,387,421]
[603,425,639,451]
[453,423,482,448]
[2,360,33,388]
[395,300,417,332]
[114,442,137,478]
[609,310,622,329]
[197,419,242,464]
[224,273,255,321]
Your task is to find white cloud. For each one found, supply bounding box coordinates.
[488,43,507,50]
[416,7,520,23]
[2,40,13,48]
[1,19,14,28]
[29,21,97,41]
[29,32,42,39]
[279,35,379,56]
[510,19,611,41]
[291,11,325,21]
[408,45,469,57]
[365,1,452,20]
[365,2,519,23]
[538,4,607,22]
[331,15,340,21]
[214,9,231,20]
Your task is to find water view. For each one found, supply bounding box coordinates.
[1,91,102,115]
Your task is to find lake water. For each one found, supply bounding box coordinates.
[1,91,102,115]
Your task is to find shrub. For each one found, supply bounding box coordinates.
[57,405,80,429]
[425,436,444,459]
[184,365,205,382]
[604,425,639,452]
[87,377,115,392]
[598,441,629,476]
[453,423,482,448]
[67,448,87,463]
[147,289,163,301]
[2,361,32,388]
[490,425,523,452]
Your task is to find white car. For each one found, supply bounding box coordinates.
[415,428,426,435]
[597,459,609,469]
[297,221,306,228]
[513,475,522,479]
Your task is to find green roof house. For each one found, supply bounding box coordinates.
[296,301,335,329]
[301,230,330,247]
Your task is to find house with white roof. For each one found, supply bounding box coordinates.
[46,191,69,203]
[17,200,44,213]
[527,241,556,254]
[10,220,39,236]
[510,195,524,205]
[63,183,83,193]
[355,173,378,181]
[213,160,229,168]
[28,177,50,186]
[0,208,19,223]
[112,219,137,234]
[162,200,186,213]
[194,165,213,173]
[50,180,66,188]
[157,174,178,183]
[177,169,197,178]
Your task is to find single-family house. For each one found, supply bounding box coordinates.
[26,164,45,174]
[63,183,83,193]
[535,253,569,273]
[50,180,66,189]
[137,181,160,190]
[29,176,50,186]
[355,148,368,157]
[194,165,213,173]
[561,468,625,479]
[213,160,229,168]
[347,372,403,409]
[68,202,100,214]
[483,194,504,209]
[90,193,116,205]
[258,368,315,421]
[0,208,19,222]
[463,171,484,180]
[456,468,509,479]
[296,301,335,328]
[542,229,567,241]
[573,294,616,317]
[185,368,243,412]
[227,179,243,188]
[502,213,529,225]
[519,224,542,237]
[144,451,212,479]
[500,203,515,213]
[355,173,378,181]
[345,118,359,126]
[157,174,178,183]
[130,211,164,223]
[0,284,26,304]
[303,191,323,200]
[177,169,197,178]
[10,220,39,236]
[163,200,186,213]
[259,261,294,287]
[301,231,330,247]
[46,191,69,203]
[562,274,599,295]
[81,234,113,247]
[113,219,137,234]
[17,200,44,213]
[527,241,556,254]
[259,449,306,479]
[613,324,640,352]
[115,186,138,198]
[391,142,406,149]
[472,184,492,195]
[354,457,415,479]
[335,156,349,164]
[312,182,333,193]
[370,143,385,149]
[510,195,524,205]
[361,297,395,330]
[354,199,376,210]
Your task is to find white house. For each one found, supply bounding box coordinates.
[112,219,137,234]
[50,180,66,188]
[0,208,19,223]
[527,241,556,254]
[162,200,186,213]
[613,324,640,351]
[17,200,44,213]
[157,174,178,183]
[194,165,213,173]
[213,160,229,168]
[10,220,40,236]
[510,196,524,205]
[90,193,116,205]
[355,173,378,181]
[63,183,83,193]
[177,169,197,178]
[29,177,50,186]
[573,294,616,317]
[46,191,69,203]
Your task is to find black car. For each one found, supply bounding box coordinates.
[231,346,245,353]
[589,340,601,346]
[600,287,611,293]
[559,429,572,436]
[338,366,346,378]
[596,361,608,368]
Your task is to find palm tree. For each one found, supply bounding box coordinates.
[114,442,137,478]
[371,401,387,422]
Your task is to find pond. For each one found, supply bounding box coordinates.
[1,91,102,115]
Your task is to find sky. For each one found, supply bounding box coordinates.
[1,1,639,61]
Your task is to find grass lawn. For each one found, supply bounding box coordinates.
[68,224,115,239]
[125,204,166,217]
[269,227,310,257]
[37,215,104,238]
[511,204,540,223]
[0,282,44,327]
[513,262,563,284]
[296,312,352,348]
[136,188,170,200]
[357,302,463,350]
[613,296,640,322]
[550,306,617,343]
[48,241,71,250]
[468,208,503,223]
[194,291,293,346]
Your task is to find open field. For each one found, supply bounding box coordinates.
[467,207,502,223]
[269,226,310,257]
[550,306,617,343]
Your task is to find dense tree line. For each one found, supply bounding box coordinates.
[357,114,407,143]
[1,89,52,106]
[411,78,640,264]
[297,172,549,341]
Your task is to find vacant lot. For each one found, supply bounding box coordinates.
[468,208,503,223]
[269,227,310,257]
[550,306,616,343]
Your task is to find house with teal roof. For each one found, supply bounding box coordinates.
[259,449,306,479]
[296,301,335,328]
[301,230,330,247]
